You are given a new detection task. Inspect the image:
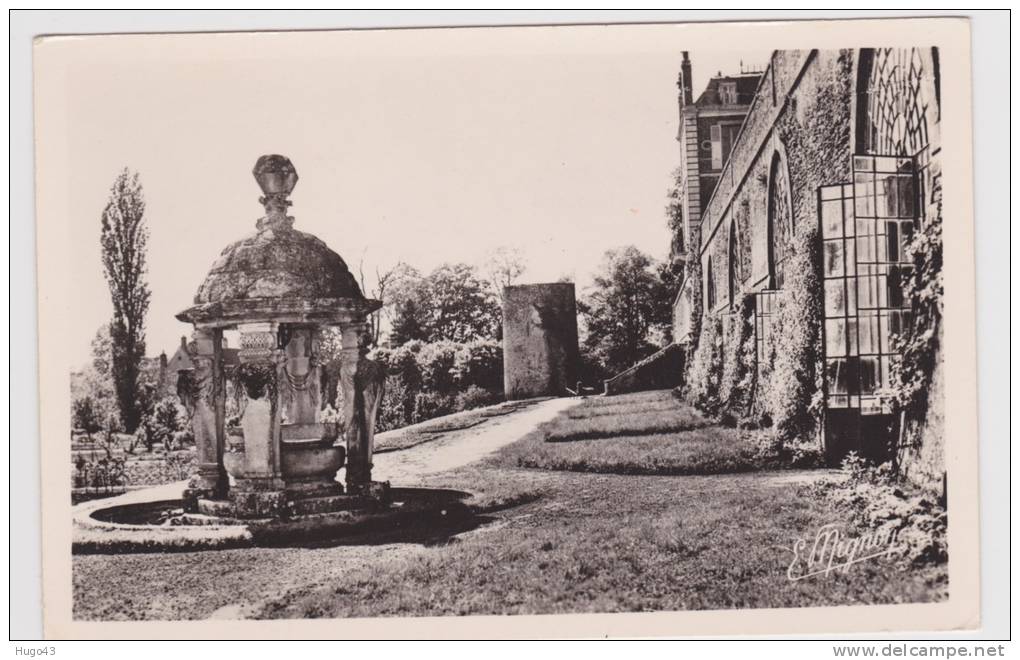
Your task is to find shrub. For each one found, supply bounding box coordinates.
[73,396,103,440]
[453,340,503,392]
[416,341,460,394]
[377,375,414,433]
[455,385,501,412]
[151,397,184,450]
[412,391,456,424]
[821,452,947,567]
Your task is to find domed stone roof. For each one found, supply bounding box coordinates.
[194,225,363,304]
[177,155,380,326]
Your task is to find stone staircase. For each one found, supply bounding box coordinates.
[602,343,685,396]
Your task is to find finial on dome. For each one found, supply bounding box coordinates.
[253,154,298,231]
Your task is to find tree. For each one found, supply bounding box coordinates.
[358,257,408,347]
[389,298,429,346]
[420,263,500,343]
[151,398,183,451]
[100,169,151,433]
[484,246,527,307]
[70,325,121,429]
[665,166,686,259]
[578,246,673,376]
[72,396,102,441]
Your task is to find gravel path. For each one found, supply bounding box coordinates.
[372,397,578,484]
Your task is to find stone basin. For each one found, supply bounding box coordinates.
[280,441,345,480]
[222,441,345,482]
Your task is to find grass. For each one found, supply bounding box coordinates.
[495,428,769,476]
[491,390,771,476]
[72,468,946,620]
[71,392,946,620]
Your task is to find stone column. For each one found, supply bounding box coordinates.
[231,322,287,517]
[180,328,226,512]
[338,323,368,490]
[339,323,388,500]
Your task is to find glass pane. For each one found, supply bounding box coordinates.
[885,222,900,261]
[859,357,879,394]
[847,317,859,355]
[878,311,890,353]
[859,312,879,353]
[858,275,876,309]
[845,239,857,276]
[822,200,843,238]
[825,279,847,316]
[897,175,915,217]
[827,358,848,394]
[844,199,855,234]
[857,236,875,263]
[824,240,844,276]
[826,319,847,356]
[820,185,840,201]
[887,267,904,308]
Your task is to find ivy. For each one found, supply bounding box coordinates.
[683,314,722,414]
[891,207,943,416]
[718,292,756,419]
[758,223,824,443]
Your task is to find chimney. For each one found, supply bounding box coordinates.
[680,51,693,106]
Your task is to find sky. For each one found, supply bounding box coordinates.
[52,26,768,366]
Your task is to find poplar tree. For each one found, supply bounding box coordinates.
[100,169,151,432]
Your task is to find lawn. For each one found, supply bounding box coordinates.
[71,390,946,620]
[72,466,947,620]
[493,390,773,475]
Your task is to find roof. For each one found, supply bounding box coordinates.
[694,72,763,107]
[192,224,364,305]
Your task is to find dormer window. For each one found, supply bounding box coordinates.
[719,81,738,105]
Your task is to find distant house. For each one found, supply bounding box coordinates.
[671,53,763,343]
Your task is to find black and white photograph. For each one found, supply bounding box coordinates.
[26,15,987,640]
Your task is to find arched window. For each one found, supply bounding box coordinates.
[766,152,792,289]
[855,48,938,157]
[727,220,738,307]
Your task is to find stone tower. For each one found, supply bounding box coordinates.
[502,283,579,400]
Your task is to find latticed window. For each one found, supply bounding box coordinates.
[815,47,937,417]
[754,289,778,381]
[859,48,935,158]
[819,155,918,414]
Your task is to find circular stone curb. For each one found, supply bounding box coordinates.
[72,480,474,554]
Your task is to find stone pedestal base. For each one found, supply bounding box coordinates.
[182,467,225,513]
[348,480,391,505]
[228,476,287,518]
[182,486,217,514]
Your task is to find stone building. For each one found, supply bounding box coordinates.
[672,54,763,343]
[672,49,943,491]
[671,53,763,275]
[502,283,580,400]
